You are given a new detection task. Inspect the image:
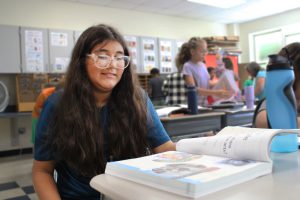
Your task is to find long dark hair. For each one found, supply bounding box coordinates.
[278,42,300,91]
[48,24,150,176]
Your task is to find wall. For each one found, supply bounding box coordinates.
[239,8,300,63]
[0,0,226,40]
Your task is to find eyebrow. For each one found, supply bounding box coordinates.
[93,49,124,55]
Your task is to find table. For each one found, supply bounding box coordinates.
[91,151,300,200]
[160,112,224,141]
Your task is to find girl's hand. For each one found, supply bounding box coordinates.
[217,90,233,98]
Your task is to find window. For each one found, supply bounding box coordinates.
[252,30,283,67]
[285,33,300,45]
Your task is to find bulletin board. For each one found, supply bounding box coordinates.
[15,73,65,112]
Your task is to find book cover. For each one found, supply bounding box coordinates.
[104,151,272,198]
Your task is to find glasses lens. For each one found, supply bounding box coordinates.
[89,54,130,69]
[96,55,110,68]
[113,56,130,69]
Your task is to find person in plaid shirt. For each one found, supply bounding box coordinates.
[162,64,187,105]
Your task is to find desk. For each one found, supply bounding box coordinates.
[217,108,254,128]
[91,151,300,200]
[160,112,224,141]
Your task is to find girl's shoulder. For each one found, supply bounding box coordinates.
[44,89,63,107]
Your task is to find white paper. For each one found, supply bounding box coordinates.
[24,30,44,72]
[51,32,68,46]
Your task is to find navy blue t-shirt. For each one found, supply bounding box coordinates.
[34,92,170,200]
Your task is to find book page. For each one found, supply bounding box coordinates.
[156,106,181,117]
[176,126,300,162]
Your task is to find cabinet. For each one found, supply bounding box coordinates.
[74,30,83,43]
[0,112,32,153]
[48,29,74,73]
[124,35,141,72]
[158,38,175,74]
[0,25,21,73]
[140,37,159,73]
[20,27,49,73]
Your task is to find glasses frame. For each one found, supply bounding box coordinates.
[87,53,131,69]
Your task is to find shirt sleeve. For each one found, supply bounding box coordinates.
[256,70,266,78]
[146,95,171,149]
[34,93,58,161]
[182,63,193,77]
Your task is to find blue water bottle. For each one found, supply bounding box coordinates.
[265,54,298,152]
[187,86,198,115]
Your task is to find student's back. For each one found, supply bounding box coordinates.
[148,68,165,105]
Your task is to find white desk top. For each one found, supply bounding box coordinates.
[91,151,300,200]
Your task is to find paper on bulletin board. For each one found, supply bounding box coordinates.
[25,30,44,72]
[51,32,68,47]
[124,35,138,66]
[142,38,156,73]
[54,57,70,72]
[159,40,173,73]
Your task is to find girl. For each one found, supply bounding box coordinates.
[177,37,231,106]
[32,24,175,200]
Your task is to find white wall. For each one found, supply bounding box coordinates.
[239,8,300,63]
[0,0,226,40]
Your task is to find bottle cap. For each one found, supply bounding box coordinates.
[267,54,293,71]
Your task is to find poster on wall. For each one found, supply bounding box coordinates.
[51,32,68,47]
[124,35,140,71]
[24,30,44,72]
[54,57,70,72]
[140,37,158,73]
[158,39,173,73]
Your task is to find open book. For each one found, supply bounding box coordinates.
[91,126,299,199]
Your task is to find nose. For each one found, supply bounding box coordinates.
[108,58,118,68]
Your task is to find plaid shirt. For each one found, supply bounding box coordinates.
[162,72,187,105]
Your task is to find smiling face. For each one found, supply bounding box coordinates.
[86,40,126,94]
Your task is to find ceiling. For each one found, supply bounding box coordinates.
[56,0,300,24]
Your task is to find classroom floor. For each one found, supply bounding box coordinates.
[0,153,37,200]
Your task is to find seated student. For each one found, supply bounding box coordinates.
[148,68,165,106]
[245,61,266,101]
[254,42,300,128]
[162,62,187,105]
[32,24,176,200]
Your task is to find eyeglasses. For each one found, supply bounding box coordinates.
[87,53,130,69]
